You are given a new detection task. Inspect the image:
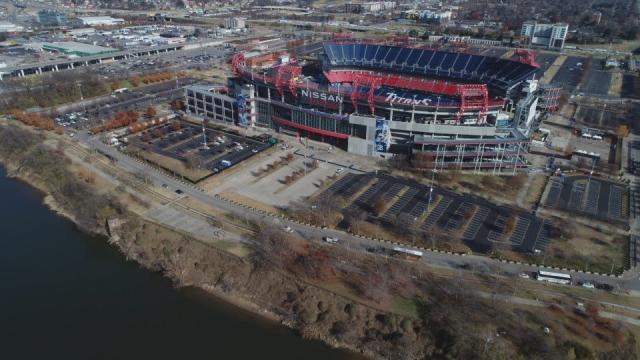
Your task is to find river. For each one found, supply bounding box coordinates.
[0,166,358,360]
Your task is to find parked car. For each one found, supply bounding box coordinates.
[323,236,339,244]
[581,282,595,289]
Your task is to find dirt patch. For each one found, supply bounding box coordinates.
[219,190,281,214]
[134,149,211,182]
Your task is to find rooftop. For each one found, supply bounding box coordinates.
[41,41,117,56]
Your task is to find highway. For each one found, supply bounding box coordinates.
[75,131,640,294]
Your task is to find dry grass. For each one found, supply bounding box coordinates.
[567,39,640,52]
[609,71,623,97]
[219,190,281,214]
[521,174,548,208]
[498,215,626,274]
[441,173,528,207]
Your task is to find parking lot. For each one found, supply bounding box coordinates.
[551,56,587,91]
[125,121,272,181]
[575,105,629,130]
[55,78,200,130]
[96,47,230,77]
[320,173,550,254]
[621,75,640,99]
[581,69,612,95]
[535,53,559,78]
[544,175,629,223]
[628,140,640,176]
[205,142,348,208]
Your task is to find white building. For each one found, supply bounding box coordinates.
[420,10,452,24]
[345,1,395,13]
[0,21,24,33]
[521,22,568,49]
[362,1,396,13]
[79,16,125,26]
[224,17,246,29]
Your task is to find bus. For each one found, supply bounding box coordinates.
[535,270,571,285]
[112,87,129,95]
[392,247,423,261]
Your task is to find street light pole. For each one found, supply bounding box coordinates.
[76,81,85,114]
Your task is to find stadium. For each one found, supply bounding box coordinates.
[186,38,542,171]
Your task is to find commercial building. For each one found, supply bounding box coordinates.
[41,41,118,57]
[79,16,125,26]
[184,85,240,125]
[520,22,568,49]
[66,28,97,38]
[224,17,246,29]
[0,21,24,33]
[345,1,396,13]
[37,9,66,26]
[410,9,453,24]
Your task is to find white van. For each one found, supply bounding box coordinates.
[323,236,340,244]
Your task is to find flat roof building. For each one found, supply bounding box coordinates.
[224,17,245,29]
[79,16,125,26]
[41,41,117,57]
[38,9,66,27]
[0,21,24,33]
[521,22,568,49]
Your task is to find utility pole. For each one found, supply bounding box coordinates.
[76,81,86,115]
[201,120,209,150]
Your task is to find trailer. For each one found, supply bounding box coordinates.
[392,247,423,261]
[536,270,571,285]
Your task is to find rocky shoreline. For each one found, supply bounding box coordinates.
[0,154,379,359]
[2,121,637,360]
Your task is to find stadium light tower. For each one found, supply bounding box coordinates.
[201,121,209,150]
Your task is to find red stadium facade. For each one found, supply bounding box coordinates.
[187,40,542,172]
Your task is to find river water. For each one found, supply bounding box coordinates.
[0,166,358,360]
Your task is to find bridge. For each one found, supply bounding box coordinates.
[0,40,223,81]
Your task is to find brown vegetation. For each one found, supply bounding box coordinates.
[90,111,139,134]
[0,70,109,112]
[145,106,157,118]
[10,111,56,131]
[0,124,122,231]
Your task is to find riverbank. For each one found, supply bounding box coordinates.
[0,122,382,358]
[0,164,360,360]
[1,120,638,360]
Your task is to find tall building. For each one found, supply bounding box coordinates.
[520,22,568,49]
[224,17,246,29]
[345,2,396,13]
[37,9,66,27]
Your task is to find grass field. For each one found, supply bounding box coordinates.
[609,71,623,96]
[566,39,640,53]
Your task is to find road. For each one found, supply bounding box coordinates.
[74,131,640,294]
